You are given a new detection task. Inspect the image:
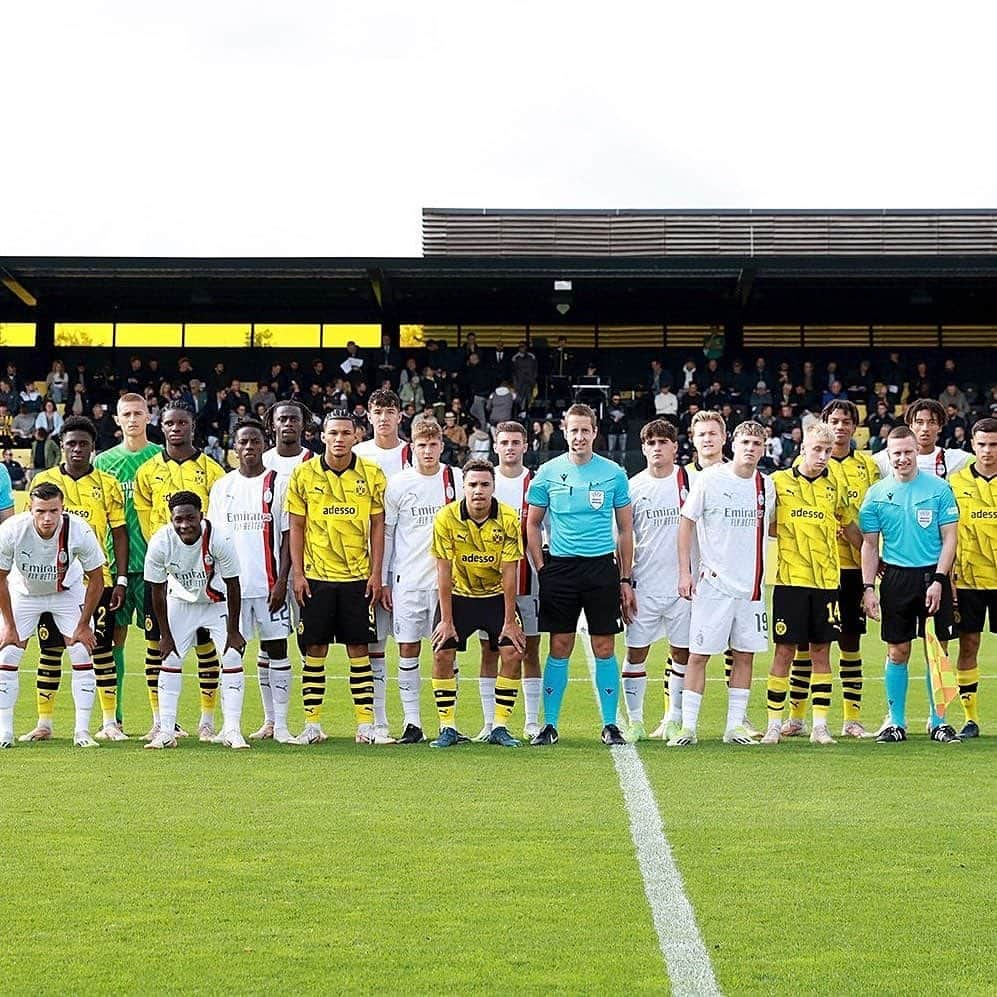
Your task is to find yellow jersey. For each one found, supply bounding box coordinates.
[432,498,523,598]
[772,466,854,589]
[286,453,386,582]
[950,464,997,590]
[32,464,125,585]
[133,450,226,541]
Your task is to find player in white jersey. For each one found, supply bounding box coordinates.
[351,389,413,737]
[621,420,692,743]
[143,491,247,750]
[0,482,107,747]
[873,399,973,479]
[382,418,461,743]
[674,421,776,746]
[210,420,294,743]
[472,421,544,741]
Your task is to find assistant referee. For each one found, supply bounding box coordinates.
[525,403,634,746]
[859,425,960,744]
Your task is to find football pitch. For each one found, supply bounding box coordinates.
[1,627,993,996]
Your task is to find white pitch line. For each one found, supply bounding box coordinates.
[580,630,722,997]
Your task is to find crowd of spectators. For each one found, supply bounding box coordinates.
[0,343,993,484]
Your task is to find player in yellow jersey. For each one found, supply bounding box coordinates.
[430,459,525,748]
[761,421,862,745]
[19,417,129,742]
[134,403,225,742]
[950,417,997,738]
[286,410,388,745]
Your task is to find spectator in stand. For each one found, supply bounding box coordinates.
[29,427,60,480]
[750,380,773,414]
[91,401,119,450]
[123,355,145,393]
[721,402,741,436]
[760,425,782,471]
[880,351,905,405]
[755,403,775,430]
[654,383,679,423]
[460,351,493,428]
[443,410,468,463]
[821,379,849,408]
[986,385,997,418]
[399,373,425,410]
[938,380,970,418]
[373,332,403,388]
[940,405,968,447]
[825,360,841,390]
[227,402,249,438]
[420,366,443,414]
[781,425,804,465]
[704,358,725,388]
[648,359,672,397]
[19,381,43,414]
[847,359,876,404]
[467,418,492,460]
[703,379,728,410]
[45,360,70,405]
[2,448,26,490]
[486,381,517,428]
[488,340,511,381]
[602,393,629,465]
[912,360,933,400]
[204,434,226,467]
[680,382,704,412]
[34,399,64,437]
[776,381,796,411]
[250,380,276,412]
[679,400,701,438]
[678,357,701,394]
[547,417,567,454]
[353,379,370,410]
[866,399,896,440]
[399,356,419,388]
[448,397,471,431]
[4,362,21,395]
[754,356,774,389]
[12,404,36,445]
[352,404,370,441]
[67,380,88,416]
[400,402,417,439]
[775,360,793,388]
[949,424,972,452]
[772,403,799,439]
[0,379,17,414]
[0,406,12,448]
[870,423,891,453]
[176,355,196,383]
[728,359,753,409]
[511,342,538,415]
[227,379,251,414]
[550,336,574,380]
[339,341,366,385]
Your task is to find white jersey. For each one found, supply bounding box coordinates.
[263,446,315,478]
[208,469,288,600]
[144,519,241,604]
[681,463,775,601]
[353,439,414,479]
[874,445,973,479]
[493,466,540,597]
[0,510,105,597]
[630,465,691,598]
[385,464,462,591]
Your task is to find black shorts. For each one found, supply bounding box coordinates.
[538,554,622,636]
[433,594,518,652]
[772,585,840,645]
[837,569,867,637]
[880,564,955,644]
[297,579,377,647]
[38,588,115,655]
[954,588,997,635]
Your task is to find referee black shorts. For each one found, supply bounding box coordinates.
[954,587,997,635]
[772,585,840,646]
[297,579,377,647]
[880,564,955,644]
[538,553,622,636]
[837,569,867,637]
[433,594,517,652]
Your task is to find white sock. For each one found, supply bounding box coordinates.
[220,648,245,732]
[158,655,183,736]
[726,687,750,731]
[622,661,647,722]
[667,664,686,724]
[398,656,421,727]
[257,660,274,723]
[682,690,703,734]
[371,654,388,728]
[0,648,22,741]
[71,666,96,734]
[522,677,541,727]
[268,659,291,731]
[479,677,496,727]
[199,709,215,727]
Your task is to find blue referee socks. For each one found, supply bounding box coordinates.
[594,656,620,725]
[885,659,908,729]
[542,657,570,727]
[925,669,943,729]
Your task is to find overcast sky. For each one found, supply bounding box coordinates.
[4,1,995,258]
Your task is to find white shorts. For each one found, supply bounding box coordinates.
[626,588,691,649]
[11,587,85,643]
[167,599,231,660]
[688,574,768,656]
[392,587,438,644]
[374,601,393,646]
[478,594,539,641]
[240,596,291,643]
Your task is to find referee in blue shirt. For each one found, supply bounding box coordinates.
[525,403,635,745]
[0,464,13,522]
[859,425,960,743]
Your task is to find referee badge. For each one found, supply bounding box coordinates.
[588,489,605,510]
[916,509,933,528]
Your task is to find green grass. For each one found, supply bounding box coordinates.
[0,627,993,995]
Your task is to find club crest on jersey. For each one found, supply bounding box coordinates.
[679,487,688,501]
[204,554,215,566]
[491,528,504,544]
[588,490,605,510]
[57,550,68,564]
[916,509,933,528]
[354,480,367,496]
[263,489,273,503]
[757,492,765,507]
[445,485,455,500]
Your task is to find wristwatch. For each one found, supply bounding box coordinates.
[619,577,632,586]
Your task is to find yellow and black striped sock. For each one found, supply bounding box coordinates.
[959,666,980,723]
[36,645,63,723]
[348,654,375,726]
[724,651,734,688]
[839,650,863,724]
[432,677,457,729]
[494,675,520,727]
[196,642,220,714]
[767,673,789,725]
[788,649,812,721]
[811,673,832,726]
[663,656,672,717]
[302,655,326,724]
[145,640,161,712]
[94,648,117,726]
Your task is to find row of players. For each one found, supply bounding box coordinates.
[0,390,989,748]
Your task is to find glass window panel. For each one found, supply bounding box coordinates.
[184,324,252,347]
[0,322,37,346]
[115,323,183,347]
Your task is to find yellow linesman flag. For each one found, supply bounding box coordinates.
[924,627,958,718]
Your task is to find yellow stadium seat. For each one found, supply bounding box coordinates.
[856,403,867,423]
[853,426,871,450]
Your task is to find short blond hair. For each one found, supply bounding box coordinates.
[732,420,766,442]
[803,421,834,447]
[690,410,727,434]
[411,418,443,440]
